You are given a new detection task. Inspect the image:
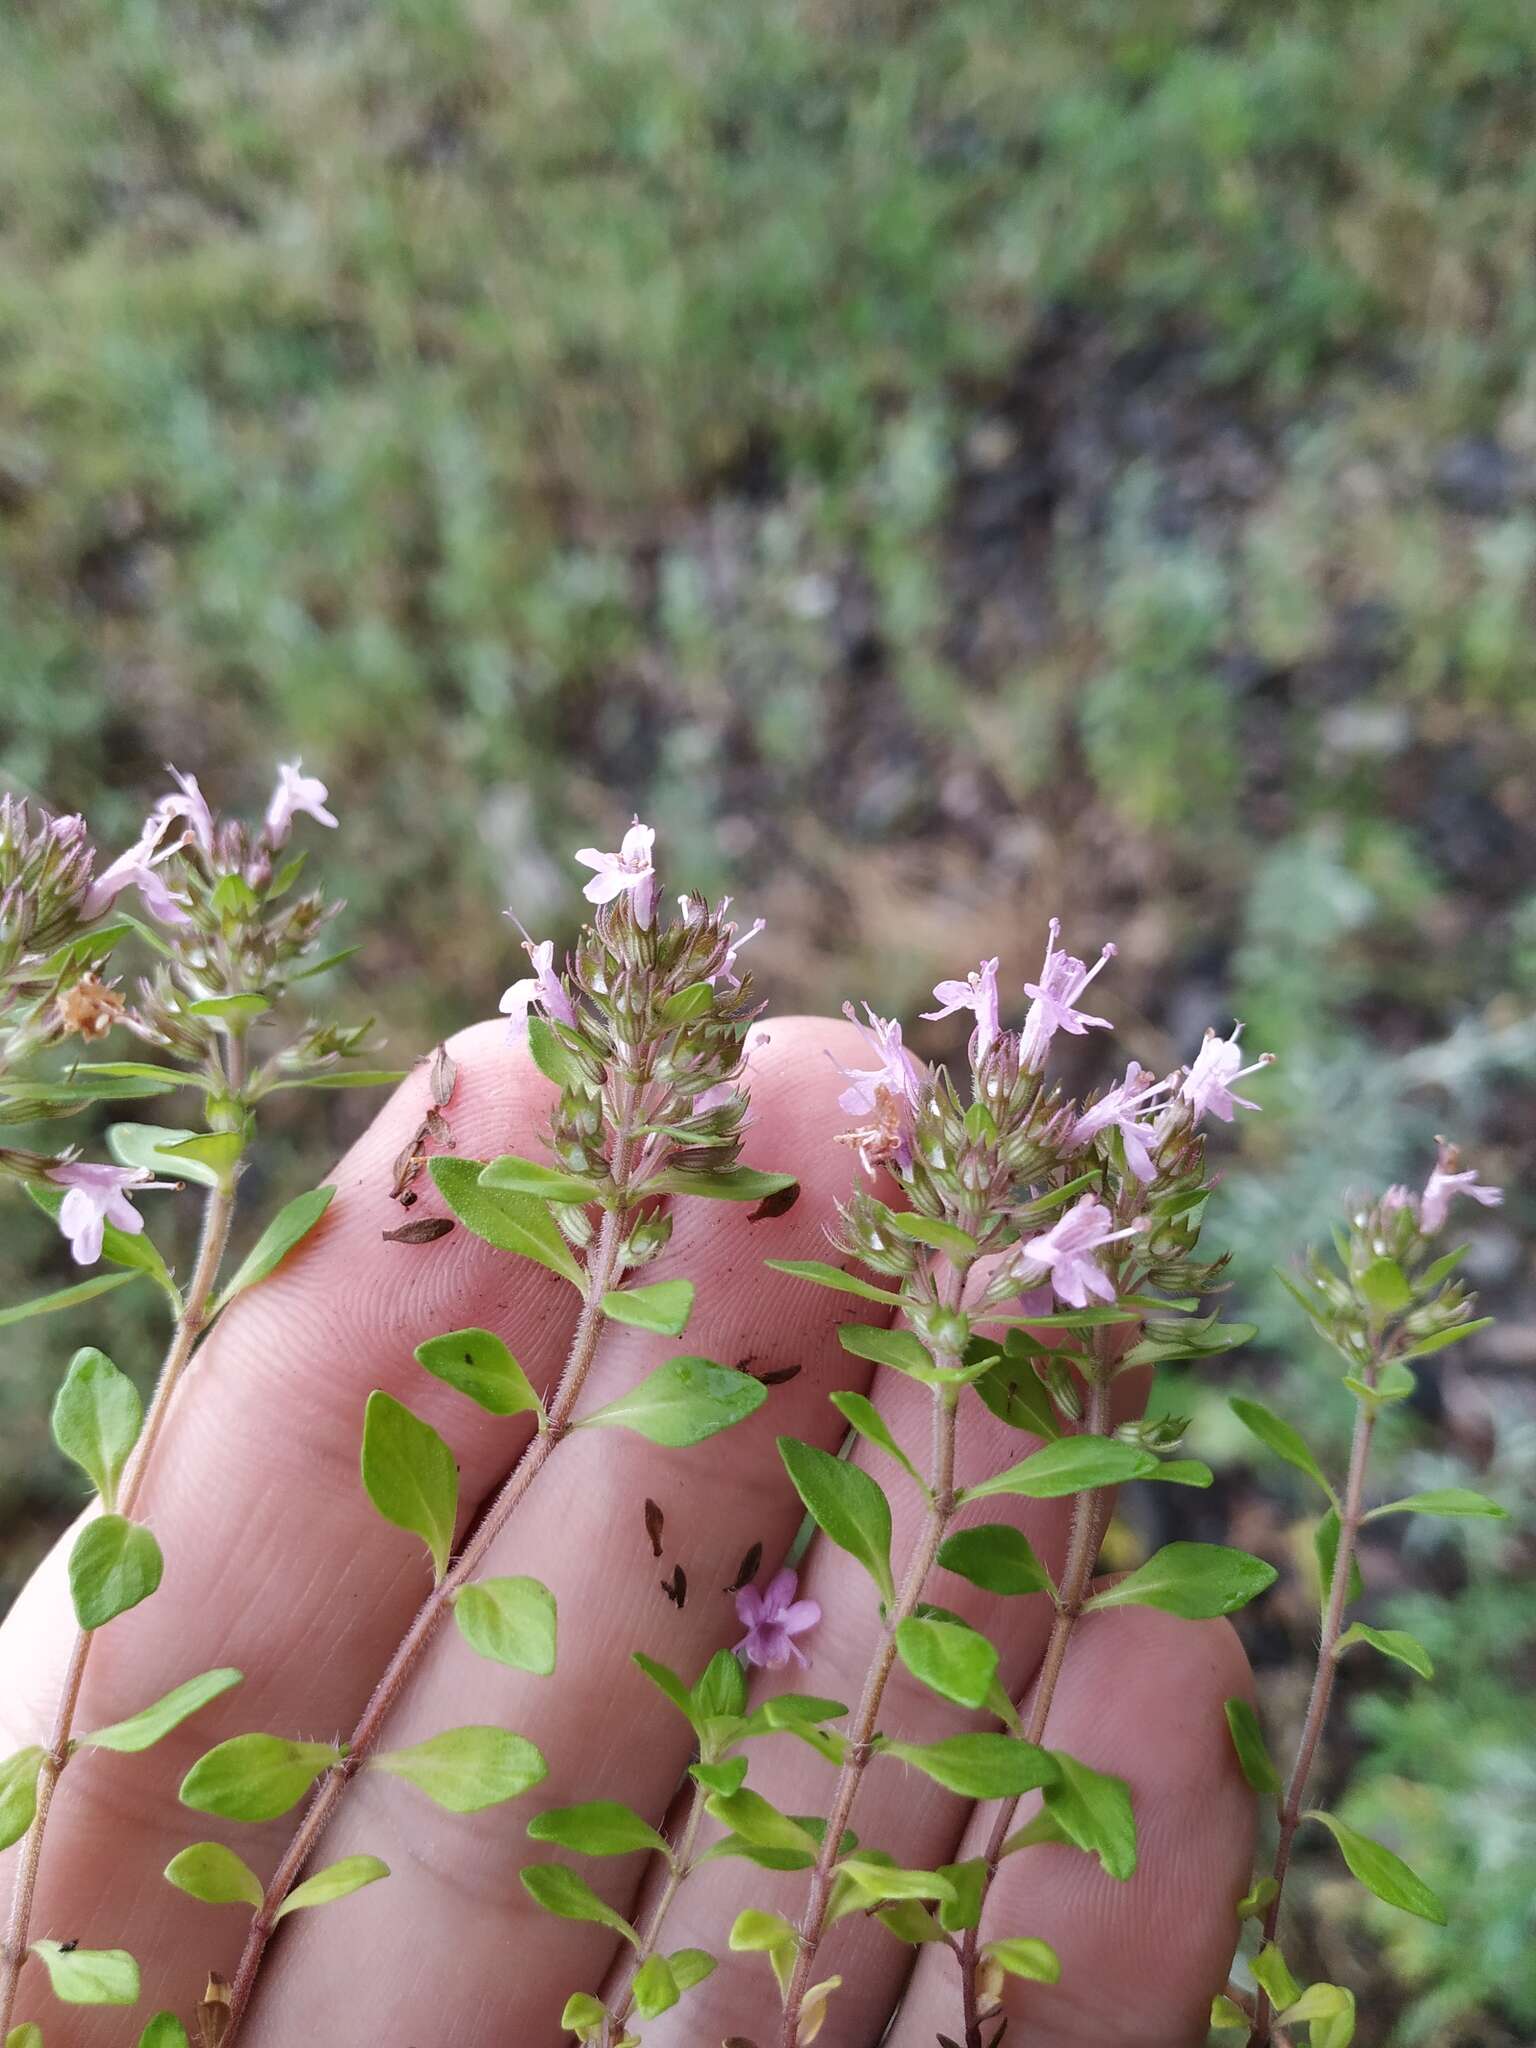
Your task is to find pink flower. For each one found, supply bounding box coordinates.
[833,1003,924,1175]
[47,1161,170,1266]
[149,766,215,863]
[575,818,657,927]
[713,911,765,990]
[1015,1193,1144,1309]
[923,958,1001,1060]
[82,823,192,928]
[499,938,577,1037]
[1179,1025,1274,1123]
[265,761,337,846]
[1420,1139,1502,1235]
[735,1568,821,1670]
[1072,1062,1176,1183]
[1020,920,1116,1070]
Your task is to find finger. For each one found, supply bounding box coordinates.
[889,1605,1257,2048]
[198,1016,893,2046]
[637,1351,1151,2047]
[0,1020,588,2029]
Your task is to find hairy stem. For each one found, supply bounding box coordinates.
[0,1160,240,2036]
[956,1371,1113,2048]
[604,1775,710,2042]
[776,1264,972,2048]
[1246,1363,1379,2047]
[226,1191,632,2038]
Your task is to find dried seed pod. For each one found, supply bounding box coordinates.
[382,1217,455,1245]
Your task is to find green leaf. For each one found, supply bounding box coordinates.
[829,1391,923,1488]
[631,1954,680,2020]
[430,1157,585,1288]
[961,1436,1155,1502]
[578,1356,766,1448]
[181,1734,341,1821]
[453,1577,557,1675]
[834,1858,956,1908]
[778,1438,894,1603]
[650,1166,798,1203]
[79,1667,242,1753]
[981,1938,1061,1983]
[107,1121,231,1189]
[1281,1982,1356,2048]
[887,1211,977,1258]
[1237,1876,1278,1919]
[1143,1458,1215,1487]
[527,1801,669,1859]
[894,1617,999,1711]
[937,1523,1052,1596]
[520,1864,638,1947]
[1357,1257,1411,1315]
[705,1789,818,1859]
[1364,1488,1507,1521]
[600,1279,696,1336]
[1252,1944,1302,2012]
[1042,1751,1137,1880]
[480,1154,599,1204]
[212,1187,334,1311]
[883,1734,1055,1800]
[631,1652,697,1728]
[7,2025,42,2048]
[360,1391,458,1581]
[186,993,270,1022]
[1305,1810,1446,1922]
[374,1726,547,1811]
[935,1858,987,1932]
[973,1351,1062,1440]
[29,1943,138,2005]
[525,1014,587,1089]
[692,1648,748,1724]
[274,1069,406,1090]
[0,1269,140,1329]
[138,2015,190,2048]
[1400,1318,1493,1360]
[51,1347,141,1511]
[1334,1623,1433,1679]
[764,1258,902,1304]
[1085,1543,1277,1619]
[0,1747,43,1851]
[559,1992,607,2036]
[68,1515,163,1630]
[163,1842,263,1908]
[690,1758,748,1797]
[836,1323,940,1380]
[1223,1699,1281,1799]
[1228,1397,1335,1501]
[668,1949,717,1994]
[415,1328,543,1420]
[274,1855,390,1920]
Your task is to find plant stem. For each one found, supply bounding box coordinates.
[603,1775,710,2043]
[225,1194,632,2040]
[776,1265,972,2048]
[1246,1364,1379,2047]
[0,1163,239,2037]
[956,1371,1113,2048]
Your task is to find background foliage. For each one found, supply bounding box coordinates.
[1,1,1532,2039]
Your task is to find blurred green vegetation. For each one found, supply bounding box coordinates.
[1,0,1533,2039]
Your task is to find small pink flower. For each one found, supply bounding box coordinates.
[834,1003,924,1175]
[1072,1062,1176,1183]
[712,910,765,990]
[499,938,577,1037]
[1020,920,1116,1070]
[47,1161,170,1266]
[82,824,192,928]
[1016,1193,1143,1309]
[735,1568,820,1670]
[1420,1139,1502,1235]
[1179,1025,1273,1123]
[265,761,337,846]
[923,958,1001,1061]
[575,818,657,927]
[149,766,215,863]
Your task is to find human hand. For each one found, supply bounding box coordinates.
[0,1015,1255,2047]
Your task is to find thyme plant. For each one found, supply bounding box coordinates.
[0,778,1509,2048]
